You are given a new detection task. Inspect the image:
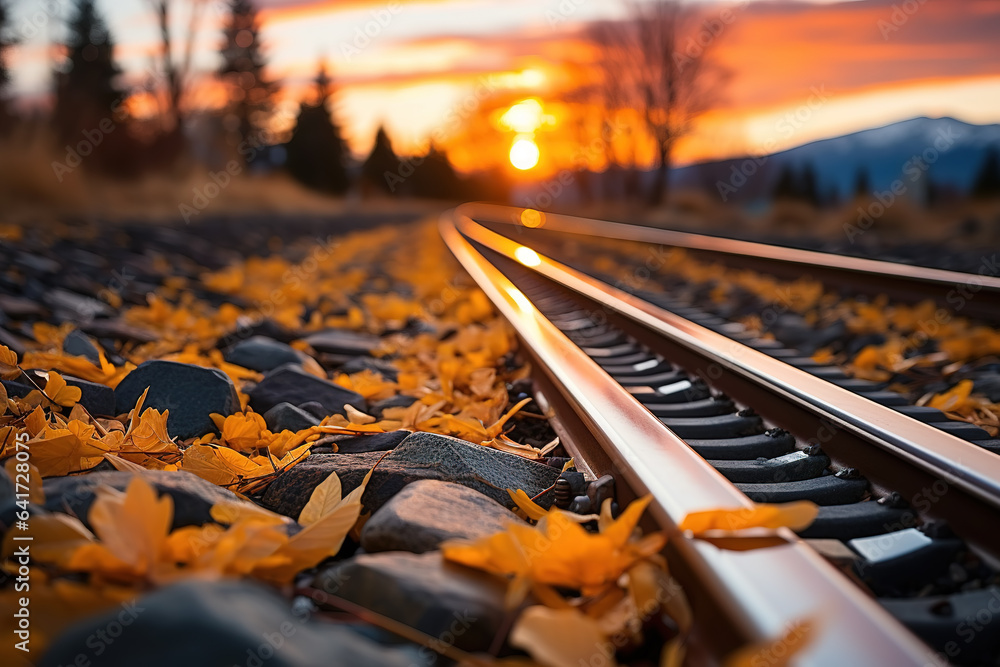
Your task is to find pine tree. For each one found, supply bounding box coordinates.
[799,163,820,207]
[285,62,350,194]
[218,0,276,153]
[771,164,799,201]
[360,125,400,196]
[53,0,123,147]
[853,168,871,199]
[0,0,12,131]
[410,144,463,200]
[971,147,1000,200]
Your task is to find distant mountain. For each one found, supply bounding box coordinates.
[671,116,1000,205]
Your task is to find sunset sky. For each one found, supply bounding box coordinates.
[7,0,1000,171]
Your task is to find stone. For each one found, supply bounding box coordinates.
[370,394,417,417]
[7,370,115,416]
[334,430,409,454]
[261,431,561,519]
[224,335,303,373]
[0,326,26,356]
[315,551,508,653]
[338,356,398,381]
[249,363,366,417]
[361,480,522,553]
[62,328,101,365]
[299,401,329,419]
[114,360,242,439]
[65,375,116,416]
[43,288,113,320]
[303,328,380,356]
[263,402,320,433]
[43,470,243,531]
[82,319,159,343]
[39,579,425,667]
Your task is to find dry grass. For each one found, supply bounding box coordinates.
[0,134,444,225]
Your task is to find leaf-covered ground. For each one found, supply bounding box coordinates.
[554,238,1000,437]
[1,218,815,666]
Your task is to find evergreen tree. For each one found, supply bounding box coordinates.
[410,144,463,199]
[360,125,400,196]
[285,62,350,194]
[53,0,123,147]
[799,163,820,207]
[853,168,871,199]
[0,0,12,131]
[771,164,799,201]
[219,0,276,151]
[971,147,1000,200]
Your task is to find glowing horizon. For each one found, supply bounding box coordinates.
[5,0,999,170]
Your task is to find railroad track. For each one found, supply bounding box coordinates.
[440,204,1000,666]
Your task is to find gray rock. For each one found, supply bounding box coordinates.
[369,394,417,417]
[62,329,101,365]
[0,326,26,356]
[315,551,507,653]
[66,375,116,416]
[361,480,522,553]
[39,579,426,667]
[299,401,329,420]
[338,356,398,381]
[263,402,320,433]
[43,470,243,530]
[224,336,304,373]
[303,329,380,356]
[249,364,366,417]
[114,360,242,438]
[261,431,560,519]
[334,430,409,454]
[8,370,115,416]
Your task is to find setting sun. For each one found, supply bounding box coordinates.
[509,138,540,170]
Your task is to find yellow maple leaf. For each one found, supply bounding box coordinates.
[213,410,267,452]
[128,407,176,453]
[180,443,268,487]
[0,344,19,380]
[88,476,173,576]
[510,606,617,667]
[678,501,819,534]
[298,470,343,526]
[28,424,112,477]
[443,495,666,599]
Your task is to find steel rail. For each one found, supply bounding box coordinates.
[457,202,1000,323]
[453,211,1000,553]
[440,210,933,666]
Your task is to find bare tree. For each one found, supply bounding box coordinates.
[149,0,208,131]
[589,0,724,206]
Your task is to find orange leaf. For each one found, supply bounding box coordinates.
[679,501,819,534]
